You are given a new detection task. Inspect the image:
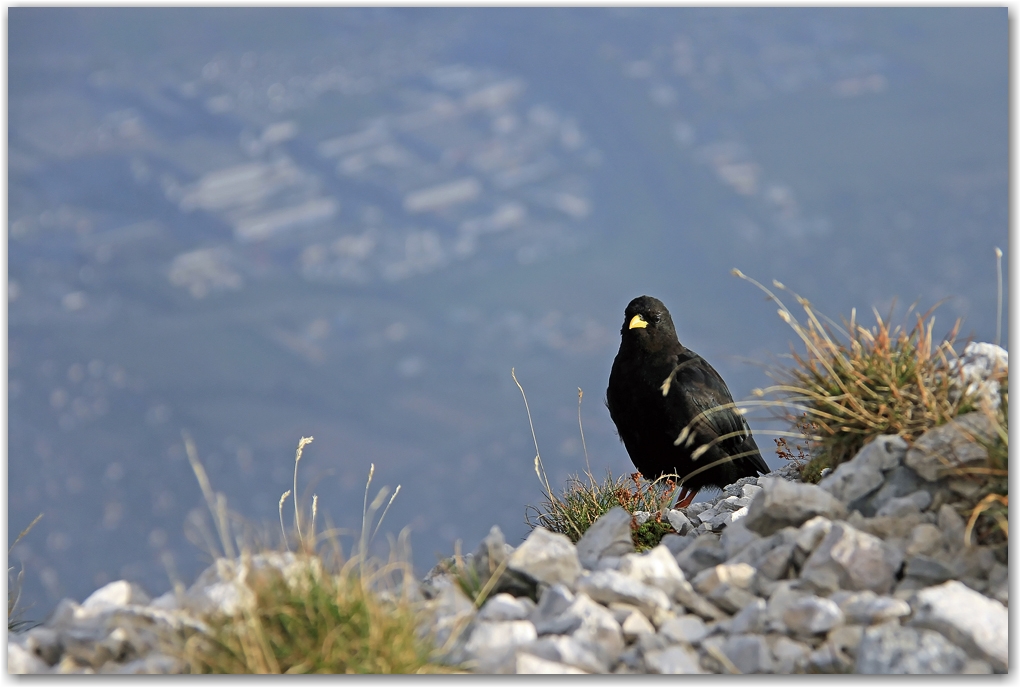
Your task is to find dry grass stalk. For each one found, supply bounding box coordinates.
[173,436,451,674]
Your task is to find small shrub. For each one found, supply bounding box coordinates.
[525,469,678,549]
[172,434,453,674]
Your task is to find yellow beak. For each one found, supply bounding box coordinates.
[628,314,648,330]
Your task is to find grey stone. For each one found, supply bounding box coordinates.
[673,533,726,578]
[950,545,998,583]
[728,598,766,635]
[477,593,534,622]
[691,508,717,526]
[909,580,1007,672]
[616,544,688,602]
[673,581,727,622]
[507,527,582,589]
[742,484,763,500]
[529,584,574,634]
[782,595,844,636]
[660,532,697,558]
[564,593,625,659]
[835,591,911,625]
[685,501,712,518]
[715,495,743,512]
[575,569,671,619]
[658,614,709,645]
[856,623,968,674]
[463,525,538,600]
[727,528,790,569]
[962,659,994,674]
[723,476,761,498]
[521,635,607,673]
[744,477,847,536]
[613,646,646,673]
[619,608,656,641]
[874,489,932,518]
[47,598,83,628]
[807,640,854,673]
[463,620,538,665]
[903,555,955,585]
[512,652,588,674]
[592,555,624,572]
[692,562,755,595]
[800,522,901,595]
[692,563,760,614]
[8,641,51,674]
[22,627,63,666]
[719,519,761,559]
[937,504,967,552]
[665,509,693,535]
[99,651,183,675]
[707,506,747,531]
[769,635,811,674]
[763,581,809,634]
[827,624,864,659]
[987,563,1008,606]
[643,644,704,674]
[758,542,795,581]
[428,582,478,661]
[720,634,774,674]
[794,515,833,558]
[948,342,1008,411]
[710,584,761,615]
[904,523,945,557]
[81,580,152,611]
[860,466,929,517]
[818,434,907,503]
[904,412,996,481]
[945,478,984,499]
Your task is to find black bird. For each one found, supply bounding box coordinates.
[606,295,769,507]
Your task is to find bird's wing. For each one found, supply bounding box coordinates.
[668,351,768,472]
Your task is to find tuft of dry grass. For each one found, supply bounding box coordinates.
[733,269,972,480]
[734,258,1007,548]
[172,434,454,674]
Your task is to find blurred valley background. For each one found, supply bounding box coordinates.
[7,8,1008,620]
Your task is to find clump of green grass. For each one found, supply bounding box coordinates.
[734,268,972,482]
[514,370,679,550]
[181,554,442,674]
[525,468,678,548]
[172,434,454,674]
[8,513,43,633]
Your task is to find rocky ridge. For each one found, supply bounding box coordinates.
[8,344,1008,674]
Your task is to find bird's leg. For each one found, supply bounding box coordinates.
[675,486,698,509]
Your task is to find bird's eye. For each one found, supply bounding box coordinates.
[652,313,661,323]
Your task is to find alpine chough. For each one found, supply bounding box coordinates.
[606,295,769,507]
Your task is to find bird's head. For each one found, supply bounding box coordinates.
[621,295,679,343]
